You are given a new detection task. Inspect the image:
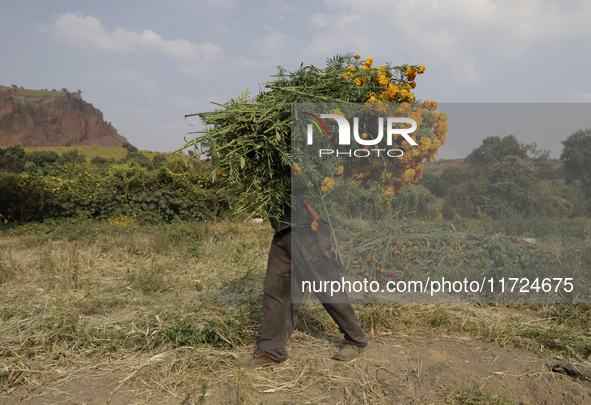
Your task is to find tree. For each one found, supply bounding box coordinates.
[152,154,167,168]
[25,150,60,167]
[59,149,86,164]
[121,144,153,170]
[122,143,138,153]
[560,129,591,198]
[91,156,108,166]
[483,155,538,217]
[0,145,26,173]
[465,135,528,167]
[432,166,464,197]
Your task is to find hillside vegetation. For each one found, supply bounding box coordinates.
[23,146,164,164]
[0,84,80,102]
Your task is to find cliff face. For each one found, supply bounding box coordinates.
[0,88,128,148]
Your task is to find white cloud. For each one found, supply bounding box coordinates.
[252,24,286,56]
[302,0,591,83]
[310,13,328,29]
[268,0,297,14]
[566,88,591,102]
[47,13,223,62]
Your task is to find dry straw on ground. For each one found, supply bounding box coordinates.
[1,220,591,404]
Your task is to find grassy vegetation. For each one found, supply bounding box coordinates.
[22,146,165,163]
[0,85,79,101]
[1,218,590,401]
[442,386,509,405]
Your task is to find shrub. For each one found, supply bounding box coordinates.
[26,150,60,167]
[59,149,86,164]
[0,173,47,222]
[0,145,26,173]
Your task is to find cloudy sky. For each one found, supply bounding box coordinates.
[2,0,590,158]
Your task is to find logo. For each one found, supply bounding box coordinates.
[305,113,418,158]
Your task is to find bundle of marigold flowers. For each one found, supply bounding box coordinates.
[177,53,446,224]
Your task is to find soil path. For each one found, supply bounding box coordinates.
[3,330,591,404]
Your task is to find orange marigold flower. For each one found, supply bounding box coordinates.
[417,65,426,74]
[394,103,410,117]
[362,57,373,70]
[413,170,423,182]
[292,163,302,176]
[420,137,432,147]
[365,93,377,104]
[404,66,417,81]
[434,121,449,137]
[402,169,415,182]
[321,177,335,192]
[377,75,388,87]
[335,165,344,175]
[381,183,395,198]
[372,100,389,114]
[424,100,437,111]
[311,220,318,231]
[431,138,441,150]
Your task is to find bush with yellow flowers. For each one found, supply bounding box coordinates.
[178,53,447,224]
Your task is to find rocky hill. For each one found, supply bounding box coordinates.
[0,85,128,148]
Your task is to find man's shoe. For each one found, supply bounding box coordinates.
[235,348,284,368]
[332,343,365,361]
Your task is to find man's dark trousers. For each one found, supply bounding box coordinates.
[258,222,367,362]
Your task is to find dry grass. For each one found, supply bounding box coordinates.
[0,221,270,395]
[0,219,590,403]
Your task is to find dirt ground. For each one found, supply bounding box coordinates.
[2,329,591,405]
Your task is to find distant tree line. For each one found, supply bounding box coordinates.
[321,130,591,223]
[0,143,167,175]
[1,129,590,225]
[417,130,591,219]
[4,85,82,95]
